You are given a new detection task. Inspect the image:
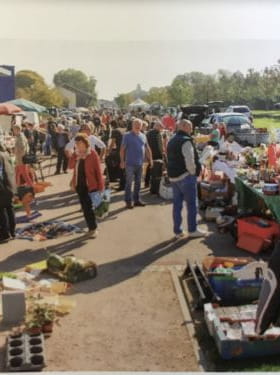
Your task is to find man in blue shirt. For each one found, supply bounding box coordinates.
[120,119,153,209]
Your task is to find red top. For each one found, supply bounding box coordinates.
[69,150,105,192]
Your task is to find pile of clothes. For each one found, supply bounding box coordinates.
[16,220,84,241]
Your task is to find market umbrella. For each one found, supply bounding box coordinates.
[0,102,22,115]
[9,98,47,113]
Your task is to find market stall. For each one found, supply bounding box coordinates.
[235,177,280,223]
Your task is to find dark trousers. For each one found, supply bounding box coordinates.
[56,147,68,173]
[0,202,16,239]
[145,164,151,187]
[150,161,163,194]
[119,168,126,190]
[77,188,97,231]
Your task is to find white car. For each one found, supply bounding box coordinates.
[226,105,253,122]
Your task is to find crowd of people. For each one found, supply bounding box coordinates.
[0,106,238,243]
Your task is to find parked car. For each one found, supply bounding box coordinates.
[199,112,268,146]
[225,105,253,122]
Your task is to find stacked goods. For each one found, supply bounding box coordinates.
[47,254,97,283]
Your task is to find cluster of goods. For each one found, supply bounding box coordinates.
[47,253,97,283]
[16,220,83,241]
[0,249,98,371]
[204,303,280,359]
[188,255,280,360]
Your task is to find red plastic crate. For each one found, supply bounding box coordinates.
[237,216,280,241]
[237,233,265,254]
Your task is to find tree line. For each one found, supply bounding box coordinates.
[115,60,280,110]
[15,69,97,108]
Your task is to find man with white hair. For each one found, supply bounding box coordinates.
[54,124,70,175]
[167,119,206,239]
[120,118,153,209]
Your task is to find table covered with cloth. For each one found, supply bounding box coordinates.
[235,177,280,223]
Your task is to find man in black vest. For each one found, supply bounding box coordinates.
[167,119,207,239]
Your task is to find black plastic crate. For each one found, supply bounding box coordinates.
[6,333,46,372]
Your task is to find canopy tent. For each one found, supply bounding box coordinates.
[0,102,22,115]
[128,98,150,110]
[9,99,47,113]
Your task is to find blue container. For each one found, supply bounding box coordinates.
[208,275,263,305]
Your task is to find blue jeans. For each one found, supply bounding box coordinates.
[171,175,197,234]
[125,165,143,202]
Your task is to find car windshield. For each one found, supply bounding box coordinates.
[222,115,250,126]
[233,107,249,113]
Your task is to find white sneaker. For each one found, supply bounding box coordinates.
[188,228,207,238]
[174,231,187,240]
[87,229,98,238]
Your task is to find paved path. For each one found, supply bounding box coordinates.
[0,171,248,371]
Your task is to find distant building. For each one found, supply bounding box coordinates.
[0,65,15,102]
[56,85,77,109]
[131,84,147,100]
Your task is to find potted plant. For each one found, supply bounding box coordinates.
[25,317,42,335]
[25,303,56,334]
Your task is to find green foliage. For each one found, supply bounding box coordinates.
[15,70,64,107]
[116,60,280,110]
[53,69,97,107]
[114,93,134,108]
[144,86,171,106]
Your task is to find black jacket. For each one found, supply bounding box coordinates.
[0,151,16,207]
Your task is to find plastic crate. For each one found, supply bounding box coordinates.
[208,275,262,305]
[237,216,280,241]
[204,304,280,359]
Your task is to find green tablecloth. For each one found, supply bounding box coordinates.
[235,177,280,223]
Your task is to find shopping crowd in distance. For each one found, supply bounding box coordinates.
[0,106,237,243]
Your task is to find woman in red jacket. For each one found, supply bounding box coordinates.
[69,134,104,238]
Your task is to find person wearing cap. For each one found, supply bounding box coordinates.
[54,124,70,175]
[146,120,166,195]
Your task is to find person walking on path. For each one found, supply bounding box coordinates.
[0,149,16,243]
[120,118,153,209]
[69,134,104,238]
[54,124,70,175]
[167,119,207,239]
[146,120,165,195]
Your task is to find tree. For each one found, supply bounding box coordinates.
[114,93,134,108]
[15,70,64,107]
[169,75,193,106]
[144,86,171,106]
[53,69,97,107]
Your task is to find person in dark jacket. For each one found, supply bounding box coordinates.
[146,120,165,194]
[54,124,70,175]
[167,119,207,239]
[0,149,16,243]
